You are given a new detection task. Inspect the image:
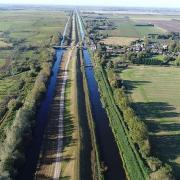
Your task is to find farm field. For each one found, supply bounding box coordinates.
[0,59,6,68]
[111,14,180,21]
[100,37,139,46]
[121,65,180,178]
[83,12,180,37]
[136,19,180,32]
[100,19,165,37]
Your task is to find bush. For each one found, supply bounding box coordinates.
[147,157,162,172]
[0,59,52,177]
[7,99,22,111]
[114,88,150,156]
[150,164,174,180]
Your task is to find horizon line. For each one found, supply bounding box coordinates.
[0,3,180,9]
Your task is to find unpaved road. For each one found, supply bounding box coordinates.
[35,48,73,179]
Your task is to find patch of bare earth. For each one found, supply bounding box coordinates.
[60,48,79,180]
[100,37,139,46]
[137,19,180,32]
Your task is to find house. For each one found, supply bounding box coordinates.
[106,46,114,53]
[162,44,168,50]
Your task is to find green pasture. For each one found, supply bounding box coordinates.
[121,65,180,178]
[100,19,164,37]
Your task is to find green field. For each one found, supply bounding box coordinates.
[0,9,68,101]
[100,19,165,37]
[0,9,68,142]
[0,59,6,68]
[110,14,180,21]
[0,10,68,45]
[121,65,180,178]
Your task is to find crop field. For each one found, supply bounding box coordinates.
[0,10,68,45]
[121,65,180,178]
[0,59,6,68]
[100,19,165,37]
[83,12,180,37]
[104,14,180,36]
[100,37,138,46]
[111,14,180,21]
[136,19,180,32]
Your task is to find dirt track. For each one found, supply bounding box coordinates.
[35,48,73,179]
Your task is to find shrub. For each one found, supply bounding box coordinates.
[147,157,162,172]
[150,164,174,180]
[7,99,22,111]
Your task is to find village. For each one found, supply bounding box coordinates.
[88,26,180,65]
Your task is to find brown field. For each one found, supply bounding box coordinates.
[137,19,180,32]
[100,37,139,46]
[0,40,12,48]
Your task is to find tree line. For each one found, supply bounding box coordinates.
[96,52,174,180]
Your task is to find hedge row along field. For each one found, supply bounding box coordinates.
[91,52,174,180]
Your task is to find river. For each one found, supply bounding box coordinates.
[77,11,126,180]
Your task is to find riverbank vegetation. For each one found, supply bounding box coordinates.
[78,48,104,180]
[92,52,174,179]
[82,8,179,180]
[0,8,70,178]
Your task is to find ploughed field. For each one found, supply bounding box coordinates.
[137,19,180,32]
[121,65,180,178]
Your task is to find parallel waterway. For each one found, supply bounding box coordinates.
[77,12,126,180]
[17,16,70,179]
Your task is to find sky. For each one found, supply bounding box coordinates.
[0,0,180,8]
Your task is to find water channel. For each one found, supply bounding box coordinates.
[77,11,126,180]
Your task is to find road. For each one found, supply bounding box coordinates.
[35,47,73,179]
[53,48,72,179]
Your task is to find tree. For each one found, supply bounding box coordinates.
[174,56,180,66]
[106,60,114,69]
[147,157,162,172]
[150,164,174,180]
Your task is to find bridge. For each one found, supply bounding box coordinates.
[53,45,70,49]
[83,64,93,68]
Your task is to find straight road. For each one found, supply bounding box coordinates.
[35,47,74,179]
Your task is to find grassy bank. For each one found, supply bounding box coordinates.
[92,53,149,180]
[78,49,104,180]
